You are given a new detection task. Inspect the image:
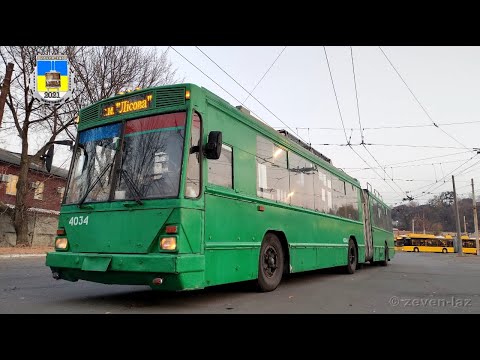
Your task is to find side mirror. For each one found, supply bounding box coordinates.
[45,145,54,173]
[203,131,222,160]
[190,145,200,154]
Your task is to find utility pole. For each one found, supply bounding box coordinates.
[0,62,14,128]
[464,215,467,235]
[412,218,415,233]
[423,211,426,234]
[453,175,464,256]
[472,179,480,256]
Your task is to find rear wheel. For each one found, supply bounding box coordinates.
[442,248,448,254]
[257,233,284,292]
[413,247,419,253]
[344,239,358,274]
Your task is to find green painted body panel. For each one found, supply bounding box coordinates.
[47,252,204,273]
[204,188,365,286]
[56,270,203,290]
[372,228,395,260]
[368,193,396,262]
[47,83,394,291]
[46,252,205,290]
[60,205,174,254]
[81,256,111,271]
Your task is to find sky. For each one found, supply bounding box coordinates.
[2,46,480,207]
[160,46,480,206]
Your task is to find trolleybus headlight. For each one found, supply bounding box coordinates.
[55,238,68,250]
[160,237,177,250]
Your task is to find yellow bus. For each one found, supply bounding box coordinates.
[394,236,406,251]
[403,233,478,254]
[461,236,479,255]
[402,233,452,253]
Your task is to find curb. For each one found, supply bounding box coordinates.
[0,254,47,259]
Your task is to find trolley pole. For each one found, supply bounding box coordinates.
[472,178,480,255]
[453,175,464,256]
[0,62,14,128]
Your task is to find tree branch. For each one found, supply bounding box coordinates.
[6,91,23,137]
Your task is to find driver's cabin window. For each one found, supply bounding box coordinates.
[185,112,201,198]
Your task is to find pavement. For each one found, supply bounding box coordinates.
[0,246,53,258]
[1,251,480,313]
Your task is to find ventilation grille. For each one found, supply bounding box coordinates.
[80,104,99,126]
[155,87,185,108]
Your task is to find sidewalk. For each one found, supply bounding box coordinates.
[0,246,54,258]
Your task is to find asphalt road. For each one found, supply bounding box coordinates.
[1,252,479,313]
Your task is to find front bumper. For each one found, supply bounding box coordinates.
[46,252,205,290]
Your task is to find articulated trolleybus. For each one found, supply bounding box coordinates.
[46,83,394,292]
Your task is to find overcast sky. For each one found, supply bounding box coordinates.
[2,46,480,207]
[161,46,480,206]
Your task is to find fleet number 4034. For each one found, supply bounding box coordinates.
[69,216,89,226]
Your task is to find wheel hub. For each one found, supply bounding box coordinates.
[263,246,278,278]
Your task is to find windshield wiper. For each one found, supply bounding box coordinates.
[78,162,114,207]
[119,169,144,205]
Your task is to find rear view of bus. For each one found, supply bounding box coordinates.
[46,85,206,291]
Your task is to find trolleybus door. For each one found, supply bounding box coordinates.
[361,189,374,262]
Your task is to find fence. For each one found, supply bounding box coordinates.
[0,208,59,247]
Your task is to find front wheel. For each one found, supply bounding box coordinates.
[442,248,448,254]
[344,239,358,274]
[257,233,284,292]
[413,247,419,253]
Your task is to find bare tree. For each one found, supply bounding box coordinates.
[67,46,178,107]
[0,46,178,246]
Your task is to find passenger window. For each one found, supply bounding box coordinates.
[208,144,233,188]
[256,136,289,203]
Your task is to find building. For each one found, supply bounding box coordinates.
[0,148,68,211]
[0,148,69,246]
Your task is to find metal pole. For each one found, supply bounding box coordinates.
[464,215,467,234]
[472,179,480,256]
[453,175,464,256]
[0,62,14,128]
[412,218,415,233]
[423,211,426,234]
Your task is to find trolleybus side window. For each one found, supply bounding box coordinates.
[256,136,289,203]
[288,151,315,210]
[208,143,233,188]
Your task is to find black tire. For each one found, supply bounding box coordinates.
[257,233,284,292]
[413,247,419,253]
[344,239,358,274]
[442,248,448,254]
[380,245,389,266]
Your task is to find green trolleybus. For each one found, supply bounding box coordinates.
[46,83,395,292]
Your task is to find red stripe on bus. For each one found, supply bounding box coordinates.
[125,113,186,135]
